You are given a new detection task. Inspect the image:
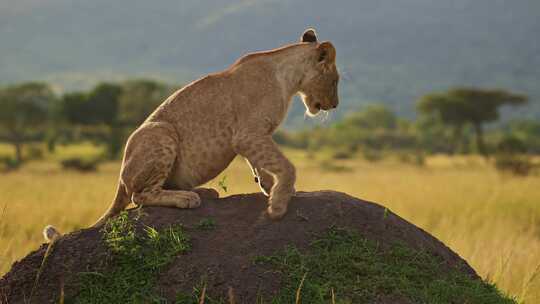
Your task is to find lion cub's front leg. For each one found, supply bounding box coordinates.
[234,134,296,219]
[245,158,274,196]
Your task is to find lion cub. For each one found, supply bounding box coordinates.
[45,28,339,241]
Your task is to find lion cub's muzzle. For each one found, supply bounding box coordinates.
[315,99,339,111]
[330,98,339,109]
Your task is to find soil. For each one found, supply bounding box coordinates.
[0,191,478,303]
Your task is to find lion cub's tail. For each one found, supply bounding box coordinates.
[92,183,130,227]
[43,225,61,242]
[42,184,130,242]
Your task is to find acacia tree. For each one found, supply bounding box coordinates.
[0,82,56,164]
[417,87,527,155]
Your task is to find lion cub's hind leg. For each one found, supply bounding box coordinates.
[132,189,201,209]
[123,122,202,210]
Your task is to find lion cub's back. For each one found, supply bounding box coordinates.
[149,73,234,127]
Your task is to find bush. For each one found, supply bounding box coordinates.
[60,157,100,172]
[319,160,353,172]
[26,145,44,160]
[331,148,355,160]
[397,151,425,166]
[0,156,21,172]
[493,136,534,176]
[494,155,533,176]
[362,148,383,162]
[496,136,528,154]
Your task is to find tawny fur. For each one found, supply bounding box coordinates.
[44,28,339,241]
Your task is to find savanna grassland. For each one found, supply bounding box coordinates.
[0,143,539,303]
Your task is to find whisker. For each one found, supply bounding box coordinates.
[317,110,329,124]
[324,111,332,124]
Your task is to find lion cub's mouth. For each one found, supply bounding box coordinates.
[306,103,329,117]
[315,102,335,111]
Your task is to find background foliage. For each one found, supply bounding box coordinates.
[0,0,539,127]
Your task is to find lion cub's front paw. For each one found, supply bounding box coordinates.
[193,187,220,200]
[178,192,201,209]
[267,205,287,220]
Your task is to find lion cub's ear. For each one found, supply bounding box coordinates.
[317,41,336,63]
[301,28,318,43]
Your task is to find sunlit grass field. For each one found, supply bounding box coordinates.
[0,143,539,302]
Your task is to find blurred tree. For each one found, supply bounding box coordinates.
[506,119,540,153]
[414,115,454,154]
[0,82,57,164]
[57,80,171,159]
[61,84,122,125]
[88,83,122,125]
[88,83,123,159]
[60,92,91,124]
[343,104,397,130]
[312,103,417,154]
[59,83,124,159]
[494,135,533,176]
[119,79,170,126]
[417,88,527,155]
[334,104,400,151]
[496,135,528,155]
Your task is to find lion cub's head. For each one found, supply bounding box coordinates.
[298,28,340,116]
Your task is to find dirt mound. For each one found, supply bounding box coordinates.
[1,191,500,303]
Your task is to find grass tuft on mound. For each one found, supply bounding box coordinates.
[255,226,516,304]
[70,212,190,304]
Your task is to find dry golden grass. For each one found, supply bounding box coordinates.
[0,145,539,302]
